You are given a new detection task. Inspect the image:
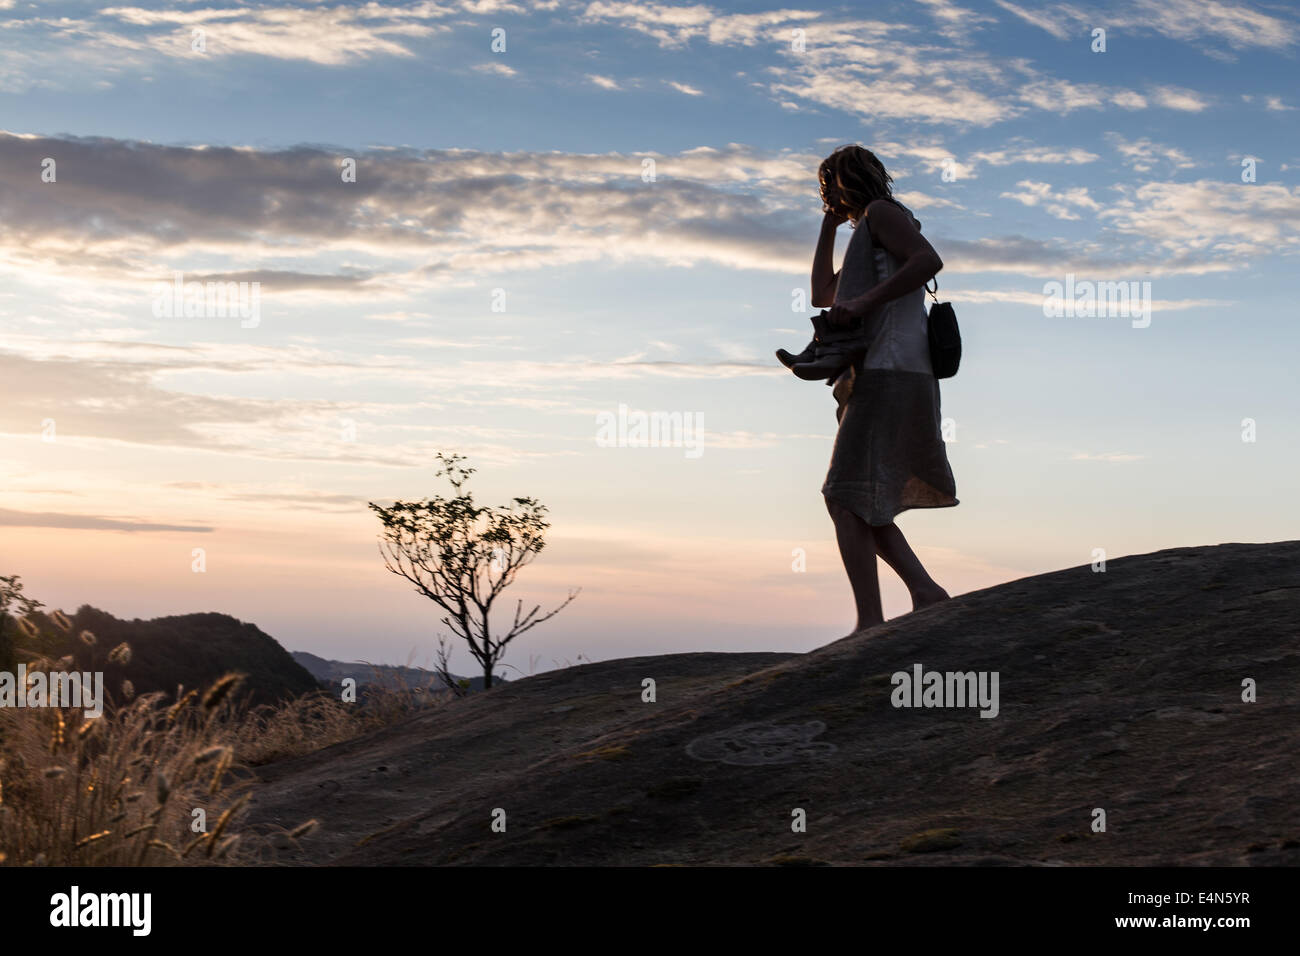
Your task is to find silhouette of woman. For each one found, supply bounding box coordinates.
[810,145,958,634]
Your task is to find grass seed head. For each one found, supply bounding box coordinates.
[194,745,228,765]
[202,673,244,711]
[74,830,111,849]
[166,689,199,725]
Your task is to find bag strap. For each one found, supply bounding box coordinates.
[879,197,938,304]
[859,208,880,290]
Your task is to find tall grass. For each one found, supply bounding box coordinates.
[230,659,451,765]
[0,615,446,866]
[0,666,255,865]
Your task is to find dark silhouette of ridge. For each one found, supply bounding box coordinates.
[291,651,503,693]
[26,606,317,705]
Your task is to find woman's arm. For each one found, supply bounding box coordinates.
[811,209,844,308]
[829,199,942,325]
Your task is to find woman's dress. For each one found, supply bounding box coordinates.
[822,201,959,526]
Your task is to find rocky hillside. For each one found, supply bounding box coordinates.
[247,541,1300,865]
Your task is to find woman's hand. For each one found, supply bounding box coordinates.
[822,206,848,227]
[828,296,875,328]
[827,302,856,327]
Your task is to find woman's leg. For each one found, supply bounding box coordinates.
[825,498,884,631]
[871,521,949,610]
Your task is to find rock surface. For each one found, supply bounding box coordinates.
[247,541,1300,865]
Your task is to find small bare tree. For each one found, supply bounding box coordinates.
[369,453,578,690]
[433,635,469,698]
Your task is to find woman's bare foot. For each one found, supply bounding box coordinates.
[909,586,949,611]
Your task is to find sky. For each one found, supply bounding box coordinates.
[1,0,1298,675]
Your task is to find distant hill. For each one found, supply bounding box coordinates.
[249,541,1300,866]
[23,606,319,705]
[291,651,503,693]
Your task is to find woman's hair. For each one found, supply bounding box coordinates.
[818,144,896,221]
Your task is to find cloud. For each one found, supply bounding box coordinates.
[894,190,965,211]
[1000,179,1101,220]
[1110,90,1148,110]
[0,346,466,466]
[0,349,277,449]
[884,134,1099,194]
[1124,0,1297,52]
[0,133,836,298]
[1099,180,1300,259]
[474,61,519,77]
[0,1,1247,142]
[968,142,1100,167]
[0,335,800,473]
[0,508,213,533]
[767,49,1022,127]
[1017,77,1107,112]
[914,0,997,41]
[579,2,821,47]
[992,0,1072,41]
[165,483,370,513]
[993,0,1297,54]
[0,1,545,90]
[871,141,976,181]
[1106,134,1197,173]
[934,234,1235,277]
[1149,84,1209,112]
[582,2,1224,128]
[0,130,1287,339]
[943,288,1231,311]
[186,270,380,292]
[93,2,463,66]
